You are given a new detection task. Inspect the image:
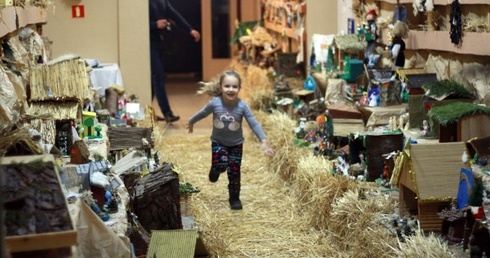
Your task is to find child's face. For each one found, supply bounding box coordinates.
[220,75,240,103]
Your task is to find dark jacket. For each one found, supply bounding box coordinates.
[149,0,194,42]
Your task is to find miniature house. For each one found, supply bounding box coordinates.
[28,101,83,157]
[392,141,465,231]
[82,111,97,138]
[428,102,490,143]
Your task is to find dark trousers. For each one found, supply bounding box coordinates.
[211,142,243,193]
[150,40,173,116]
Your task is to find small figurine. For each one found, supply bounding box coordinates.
[390,21,409,69]
[304,129,318,144]
[420,120,430,136]
[368,90,380,107]
[364,9,378,65]
[360,92,369,106]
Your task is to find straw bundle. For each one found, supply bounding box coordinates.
[30,58,90,101]
[464,13,489,33]
[292,155,358,230]
[326,190,398,257]
[0,123,43,157]
[28,101,81,121]
[258,110,305,181]
[386,229,455,258]
[247,87,274,111]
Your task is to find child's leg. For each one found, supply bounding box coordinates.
[227,144,243,209]
[209,142,228,182]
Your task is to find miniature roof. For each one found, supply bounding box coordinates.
[466,136,490,159]
[398,142,464,201]
[428,102,490,126]
[28,101,81,120]
[334,34,366,53]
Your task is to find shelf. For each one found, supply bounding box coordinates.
[0,6,47,38]
[264,20,298,39]
[382,29,490,56]
[379,0,489,4]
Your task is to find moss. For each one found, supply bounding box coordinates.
[428,102,490,126]
[425,79,474,99]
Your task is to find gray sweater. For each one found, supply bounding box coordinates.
[189,97,267,146]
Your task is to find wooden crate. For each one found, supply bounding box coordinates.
[1,155,77,253]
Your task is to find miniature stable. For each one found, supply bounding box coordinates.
[391,140,465,231]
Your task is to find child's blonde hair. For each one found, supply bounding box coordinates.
[197,69,242,97]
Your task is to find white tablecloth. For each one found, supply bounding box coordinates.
[89,63,123,97]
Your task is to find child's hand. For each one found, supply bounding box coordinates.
[261,140,275,156]
[186,123,194,133]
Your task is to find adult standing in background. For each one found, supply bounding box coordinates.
[149,0,200,122]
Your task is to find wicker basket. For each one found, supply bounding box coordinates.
[180,194,192,217]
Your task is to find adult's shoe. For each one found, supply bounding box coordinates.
[164,114,180,123]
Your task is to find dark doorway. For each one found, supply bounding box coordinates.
[164,0,202,79]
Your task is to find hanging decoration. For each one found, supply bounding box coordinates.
[449,0,462,46]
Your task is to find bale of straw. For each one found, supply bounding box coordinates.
[326,190,398,257]
[259,110,305,181]
[386,229,455,258]
[248,87,274,111]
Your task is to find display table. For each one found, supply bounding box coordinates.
[89,63,123,97]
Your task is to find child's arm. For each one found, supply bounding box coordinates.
[187,98,215,134]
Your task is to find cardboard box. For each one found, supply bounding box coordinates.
[1,155,77,253]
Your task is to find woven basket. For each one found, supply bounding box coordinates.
[180,194,192,216]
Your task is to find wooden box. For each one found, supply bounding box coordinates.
[364,133,404,181]
[0,155,77,253]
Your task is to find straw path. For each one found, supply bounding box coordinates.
[151,113,456,258]
[155,128,336,257]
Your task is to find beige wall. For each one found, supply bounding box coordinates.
[44,0,151,106]
[306,0,338,64]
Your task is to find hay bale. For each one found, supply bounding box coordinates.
[326,190,398,257]
[387,229,455,258]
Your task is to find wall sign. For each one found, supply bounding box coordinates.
[72,5,85,18]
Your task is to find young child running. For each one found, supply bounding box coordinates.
[186,69,275,210]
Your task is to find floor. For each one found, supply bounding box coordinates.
[151,76,213,136]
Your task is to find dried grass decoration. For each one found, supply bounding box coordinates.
[464,13,490,33]
[0,123,43,156]
[30,55,90,101]
[327,190,399,256]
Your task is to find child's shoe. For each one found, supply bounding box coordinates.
[229,191,242,210]
[208,168,220,182]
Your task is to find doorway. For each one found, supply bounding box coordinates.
[163,0,203,79]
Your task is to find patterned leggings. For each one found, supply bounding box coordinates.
[211,142,243,193]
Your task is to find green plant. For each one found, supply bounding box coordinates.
[179,182,200,196]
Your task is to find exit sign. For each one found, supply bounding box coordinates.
[72,5,85,18]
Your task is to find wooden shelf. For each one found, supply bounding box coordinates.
[382,29,490,56]
[264,20,298,39]
[379,0,488,4]
[0,6,47,38]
